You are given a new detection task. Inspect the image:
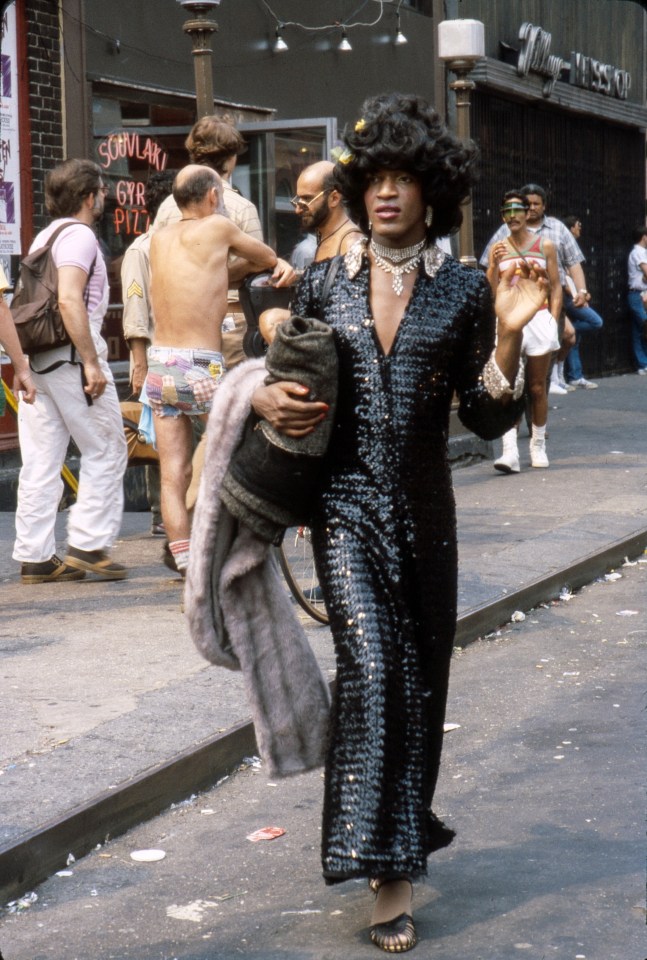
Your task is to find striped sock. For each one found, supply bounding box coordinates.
[169,539,190,571]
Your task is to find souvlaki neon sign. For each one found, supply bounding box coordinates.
[516,22,631,100]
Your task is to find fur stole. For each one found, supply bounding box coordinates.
[185,358,331,777]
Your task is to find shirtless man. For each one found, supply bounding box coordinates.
[148,164,293,573]
[260,160,364,344]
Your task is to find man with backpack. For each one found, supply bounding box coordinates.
[12,158,128,584]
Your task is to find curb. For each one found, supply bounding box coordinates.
[3,526,647,904]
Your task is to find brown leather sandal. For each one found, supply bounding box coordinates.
[65,547,128,580]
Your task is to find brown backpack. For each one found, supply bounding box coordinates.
[10,222,95,356]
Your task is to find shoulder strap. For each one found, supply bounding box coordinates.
[33,221,80,255]
[334,226,360,255]
[318,255,343,319]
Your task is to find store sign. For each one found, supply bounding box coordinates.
[95,132,169,237]
[0,3,22,264]
[517,22,631,100]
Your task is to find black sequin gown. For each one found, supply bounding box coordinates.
[292,244,523,885]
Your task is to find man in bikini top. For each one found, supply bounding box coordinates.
[497,234,550,308]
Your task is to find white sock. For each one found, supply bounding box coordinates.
[169,538,190,571]
[532,424,546,441]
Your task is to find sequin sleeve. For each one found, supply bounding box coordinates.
[454,269,525,440]
[290,260,331,320]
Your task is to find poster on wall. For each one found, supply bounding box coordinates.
[0,1,21,279]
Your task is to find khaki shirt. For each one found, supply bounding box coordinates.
[121,231,153,343]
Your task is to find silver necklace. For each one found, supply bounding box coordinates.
[369,237,426,295]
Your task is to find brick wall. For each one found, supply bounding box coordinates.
[25,0,65,230]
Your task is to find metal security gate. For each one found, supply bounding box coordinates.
[472,91,645,377]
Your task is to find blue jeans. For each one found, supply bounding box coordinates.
[563,293,604,381]
[627,291,647,369]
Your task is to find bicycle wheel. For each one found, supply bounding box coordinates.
[278,526,329,625]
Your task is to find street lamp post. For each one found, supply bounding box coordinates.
[177,0,222,119]
[438,19,485,268]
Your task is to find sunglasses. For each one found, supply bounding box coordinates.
[290,189,326,210]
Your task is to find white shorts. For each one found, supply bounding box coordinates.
[521,308,560,357]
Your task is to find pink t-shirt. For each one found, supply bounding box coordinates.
[30,218,108,317]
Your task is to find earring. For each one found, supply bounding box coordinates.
[425,206,434,228]
[368,220,372,231]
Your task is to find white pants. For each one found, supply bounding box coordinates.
[13,357,127,563]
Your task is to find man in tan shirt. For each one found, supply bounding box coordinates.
[148,165,292,573]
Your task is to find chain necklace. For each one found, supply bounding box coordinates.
[317,218,350,246]
[369,237,426,295]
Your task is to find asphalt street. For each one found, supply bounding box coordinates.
[1,555,645,960]
[1,373,646,958]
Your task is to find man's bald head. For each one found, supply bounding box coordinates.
[297,161,335,197]
[173,164,224,212]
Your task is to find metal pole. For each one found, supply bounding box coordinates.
[447,60,477,267]
[181,9,218,118]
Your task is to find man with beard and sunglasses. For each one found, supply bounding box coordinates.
[291,161,363,264]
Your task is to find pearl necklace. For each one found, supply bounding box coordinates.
[369,238,426,295]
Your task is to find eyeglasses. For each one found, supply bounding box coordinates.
[500,204,527,219]
[290,189,326,210]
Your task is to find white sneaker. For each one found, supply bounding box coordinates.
[494,449,520,473]
[568,377,598,389]
[637,367,647,376]
[530,438,549,468]
[494,434,520,474]
[549,381,568,395]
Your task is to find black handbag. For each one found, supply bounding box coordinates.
[239,256,343,358]
[239,272,292,358]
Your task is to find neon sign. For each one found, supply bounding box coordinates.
[95,132,169,238]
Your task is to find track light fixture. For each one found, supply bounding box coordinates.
[394,13,407,46]
[338,27,352,52]
[273,24,288,52]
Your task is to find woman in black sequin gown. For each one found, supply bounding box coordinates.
[252,94,548,953]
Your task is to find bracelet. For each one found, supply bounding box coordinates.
[578,288,588,295]
[482,352,525,401]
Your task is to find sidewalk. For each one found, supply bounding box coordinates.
[1,374,646,903]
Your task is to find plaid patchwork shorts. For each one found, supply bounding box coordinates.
[145,346,225,418]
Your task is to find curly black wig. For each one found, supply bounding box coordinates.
[332,92,479,242]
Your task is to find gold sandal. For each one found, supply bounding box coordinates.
[368,879,417,953]
[369,913,417,953]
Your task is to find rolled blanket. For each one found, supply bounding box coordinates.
[220,315,338,544]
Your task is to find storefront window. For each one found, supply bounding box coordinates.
[236,125,332,257]
[92,93,334,366]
